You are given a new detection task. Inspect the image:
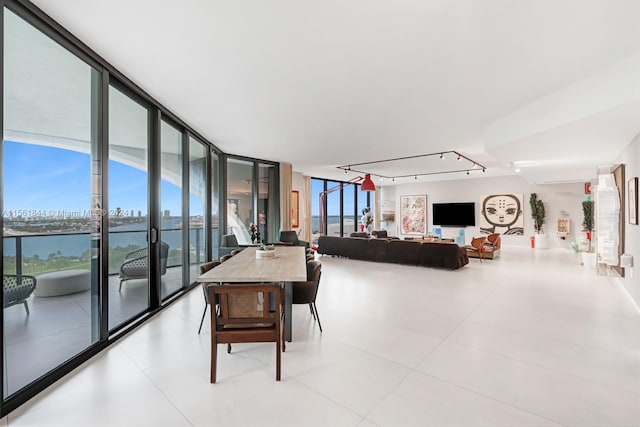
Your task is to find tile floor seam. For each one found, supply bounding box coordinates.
[430,339,640,398]
[465,314,640,360]
[418,371,568,427]
[137,367,197,427]
[411,274,506,369]
[285,375,367,424]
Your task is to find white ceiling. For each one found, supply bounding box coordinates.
[29,0,640,185]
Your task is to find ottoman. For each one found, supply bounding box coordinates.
[34,269,91,297]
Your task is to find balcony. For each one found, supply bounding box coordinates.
[2,228,208,396]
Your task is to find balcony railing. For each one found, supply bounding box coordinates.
[3,227,212,277]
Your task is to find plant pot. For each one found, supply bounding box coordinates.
[581,252,596,269]
[534,233,548,250]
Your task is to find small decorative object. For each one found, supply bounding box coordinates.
[361,207,373,234]
[256,244,275,259]
[556,213,570,240]
[250,223,260,244]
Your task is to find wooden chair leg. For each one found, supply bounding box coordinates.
[211,339,217,383]
[309,303,316,320]
[227,343,232,353]
[276,326,281,381]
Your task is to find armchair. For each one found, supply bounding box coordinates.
[119,241,169,291]
[3,274,37,315]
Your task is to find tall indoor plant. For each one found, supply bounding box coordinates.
[529,193,547,249]
[582,199,594,253]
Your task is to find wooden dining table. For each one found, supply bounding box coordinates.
[196,245,307,342]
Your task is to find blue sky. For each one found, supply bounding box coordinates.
[4,141,186,216]
[311,178,369,216]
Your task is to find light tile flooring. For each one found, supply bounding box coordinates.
[3,247,640,426]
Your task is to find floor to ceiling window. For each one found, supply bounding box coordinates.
[0,1,279,416]
[160,119,183,298]
[3,7,100,396]
[311,178,324,244]
[210,151,220,259]
[343,184,356,234]
[258,163,276,244]
[311,177,371,240]
[188,137,207,284]
[226,159,254,244]
[107,85,150,329]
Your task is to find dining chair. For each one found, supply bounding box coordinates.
[230,248,244,256]
[292,260,323,333]
[198,261,222,334]
[207,283,285,383]
[464,236,487,262]
[220,254,234,263]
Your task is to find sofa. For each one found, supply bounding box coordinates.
[317,235,468,269]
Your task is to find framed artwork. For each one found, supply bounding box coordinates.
[400,195,427,234]
[629,177,638,225]
[291,190,299,228]
[479,194,524,235]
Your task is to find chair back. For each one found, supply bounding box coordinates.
[292,261,322,305]
[220,254,234,263]
[221,234,239,247]
[207,283,284,382]
[279,231,299,245]
[470,236,486,250]
[200,261,221,275]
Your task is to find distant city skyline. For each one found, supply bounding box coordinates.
[4,140,197,216]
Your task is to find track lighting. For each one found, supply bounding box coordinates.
[466,170,470,175]
[440,153,444,159]
[457,154,461,161]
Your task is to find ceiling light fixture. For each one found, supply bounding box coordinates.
[360,174,376,192]
[336,151,486,180]
[466,170,470,175]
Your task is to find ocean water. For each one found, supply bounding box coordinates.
[3,219,205,259]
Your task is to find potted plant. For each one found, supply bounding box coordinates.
[529,193,547,249]
[582,199,594,251]
[580,199,596,268]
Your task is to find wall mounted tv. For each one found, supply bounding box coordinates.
[432,202,476,227]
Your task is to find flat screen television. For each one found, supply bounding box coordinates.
[432,202,475,227]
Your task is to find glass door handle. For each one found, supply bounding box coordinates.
[150,227,158,244]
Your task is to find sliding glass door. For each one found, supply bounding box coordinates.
[3,8,100,396]
[107,85,150,329]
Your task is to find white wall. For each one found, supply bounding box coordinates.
[615,133,640,306]
[386,175,586,249]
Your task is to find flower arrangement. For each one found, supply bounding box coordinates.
[250,223,261,244]
[258,243,275,251]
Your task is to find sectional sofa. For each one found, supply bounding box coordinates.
[317,235,469,269]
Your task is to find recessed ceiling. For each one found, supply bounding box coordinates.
[28,0,640,184]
